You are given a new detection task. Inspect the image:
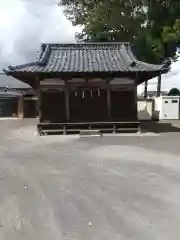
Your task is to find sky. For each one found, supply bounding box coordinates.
[0,0,179,93]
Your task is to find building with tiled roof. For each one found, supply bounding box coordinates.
[4,42,169,134]
[0,73,36,118]
[4,43,168,85]
[0,73,31,90]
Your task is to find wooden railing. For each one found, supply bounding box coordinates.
[37,121,140,135]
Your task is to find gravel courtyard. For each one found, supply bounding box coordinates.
[1,119,180,239]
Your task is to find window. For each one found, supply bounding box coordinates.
[172,100,178,103]
[165,101,168,103]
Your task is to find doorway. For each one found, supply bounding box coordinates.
[70,89,107,122]
[0,98,18,117]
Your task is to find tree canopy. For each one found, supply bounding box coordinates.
[58,0,180,65]
[168,88,180,96]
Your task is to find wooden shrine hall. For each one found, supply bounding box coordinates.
[4,42,168,135]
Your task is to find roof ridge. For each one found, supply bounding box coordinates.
[41,42,131,50]
[39,44,51,65]
[42,42,130,45]
[5,44,51,71]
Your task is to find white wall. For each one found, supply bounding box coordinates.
[138,100,153,120]
[155,96,180,120]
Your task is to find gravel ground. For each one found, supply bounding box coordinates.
[1,119,180,239]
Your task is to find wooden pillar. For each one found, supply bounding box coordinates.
[36,75,41,121]
[18,95,24,119]
[156,74,161,97]
[38,89,42,121]
[134,74,138,121]
[107,88,111,119]
[144,80,148,98]
[65,87,70,121]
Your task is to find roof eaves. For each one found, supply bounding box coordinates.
[126,45,170,73]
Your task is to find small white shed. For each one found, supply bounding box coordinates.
[155,96,180,120]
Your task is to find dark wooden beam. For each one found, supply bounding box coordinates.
[8,71,163,88]
[107,88,111,119]
[134,73,138,121]
[17,95,24,119]
[144,80,148,98]
[65,86,70,121]
[156,74,161,97]
[36,74,41,121]
[106,78,111,119]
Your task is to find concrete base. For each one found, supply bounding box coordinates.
[0,118,19,120]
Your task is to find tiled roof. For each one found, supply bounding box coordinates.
[4,43,168,74]
[0,74,31,89]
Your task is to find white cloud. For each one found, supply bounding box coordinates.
[0,0,79,68]
[0,0,180,91]
[0,0,25,64]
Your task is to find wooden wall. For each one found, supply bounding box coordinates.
[39,86,137,123]
[70,89,107,122]
[40,90,66,122]
[111,90,137,121]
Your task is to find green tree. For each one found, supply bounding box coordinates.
[59,0,180,65]
[168,88,180,96]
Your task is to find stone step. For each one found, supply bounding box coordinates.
[79,129,102,138]
[79,134,102,138]
[116,128,139,132]
[79,130,101,136]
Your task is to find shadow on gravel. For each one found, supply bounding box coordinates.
[141,121,180,133]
